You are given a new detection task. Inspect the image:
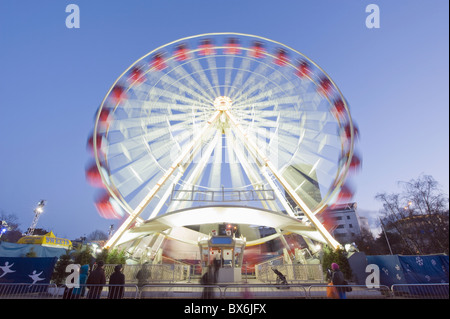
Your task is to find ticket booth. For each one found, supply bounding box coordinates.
[198,234,246,283]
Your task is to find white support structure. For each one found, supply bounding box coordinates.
[169,132,220,212]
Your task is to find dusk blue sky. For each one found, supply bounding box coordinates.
[0,0,448,239]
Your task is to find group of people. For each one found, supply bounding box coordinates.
[65,261,126,299]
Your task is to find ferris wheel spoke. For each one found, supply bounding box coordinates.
[205,56,222,97]
[232,64,295,105]
[227,58,252,99]
[233,82,296,114]
[225,130,248,188]
[226,129,266,187]
[232,73,278,106]
[106,119,180,147]
[290,142,338,169]
[236,95,302,114]
[166,59,217,102]
[223,55,237,97]
[228,58,276,102]
[170,131,220,211]
[110,162,161,199]
[139,85,209,111]
[155,68,214,105]
[186,57,220,98]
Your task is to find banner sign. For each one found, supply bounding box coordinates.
[0,257,58,284]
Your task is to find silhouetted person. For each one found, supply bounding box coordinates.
[108,264,125,299]
[86,260,106,299]
[136,263,150,291]
[201,266,215,299]
[331,263,346,299]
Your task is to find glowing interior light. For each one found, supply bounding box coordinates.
[214,96,232,111]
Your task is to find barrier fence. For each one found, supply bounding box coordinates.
[391,283,449,299]
[256,264,324,283]
[1,282,448,299]
[101,264,190,283]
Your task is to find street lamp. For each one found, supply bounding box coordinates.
[0,221,9,238]
[26,200,46,236]
[404,201,413,210]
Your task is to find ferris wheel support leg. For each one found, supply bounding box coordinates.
[260,167,298,218]
[104,111,221,249]
[266,161,341,250]
[146,170,184,221]
[170,131,220,211]
[224,110,341,250]
[232,136,298,218]
[227,130,275,212]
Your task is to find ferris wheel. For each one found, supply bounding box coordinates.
[86,33,361,249]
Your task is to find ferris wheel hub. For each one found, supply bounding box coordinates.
[214,96,232,111]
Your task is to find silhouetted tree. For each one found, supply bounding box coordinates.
[0,210,23,242]
[376,174,449,255]
[87,230,108,241]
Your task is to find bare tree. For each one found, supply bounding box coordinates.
[376,175,449,255]
[0,210,23,242]
[87,229,109,241]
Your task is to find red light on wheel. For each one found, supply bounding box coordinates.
[318,77,333,97]
[274,48,288,66]
[224,37,241,55]
[85,162,104,188]
[198,39,215,56]
[250,41,265,58]
[174,43,189,61]
[128,67,145,84]
[151,52,167,71]
[296,60,311,78]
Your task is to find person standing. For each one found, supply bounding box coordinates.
[201,265,215,299]
[71,264,89,299]
[331,263,346,299]
[108,264,125,299]
[135,263,150,291]
[86,260,106,299]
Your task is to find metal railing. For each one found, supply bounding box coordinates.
[256,264,324,283]
[222,284,308,299]
[308,284,392,299]
[171,187,275,202]
[0,283,140,299]
[391,283,449,299]
[139,283,222,299]
[101,264,190,283]
[0,283,59,299]
[1,282,448,299]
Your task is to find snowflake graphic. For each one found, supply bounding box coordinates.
[395,264,401,271]
[425,275,431,282]
[382,267,389,275]
[416,257,424,266]
[396,274,402,281]
[431,259,437,266]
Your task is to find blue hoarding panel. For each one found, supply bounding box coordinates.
[0,257,58,284]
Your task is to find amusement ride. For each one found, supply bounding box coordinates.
[85,33,361,273]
